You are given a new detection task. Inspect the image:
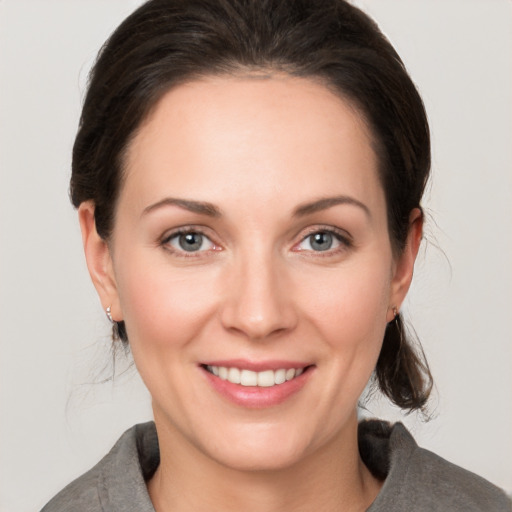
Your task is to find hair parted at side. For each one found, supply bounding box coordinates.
[71,0,433,412]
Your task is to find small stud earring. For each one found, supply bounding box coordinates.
[392,306,398,320]
[106,306,114,324]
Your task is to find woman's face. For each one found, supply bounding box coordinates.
[81,75,418,471]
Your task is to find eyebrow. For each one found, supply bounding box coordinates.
[142,194,369,219]
[293,195,371,218]
[142,197,221,217]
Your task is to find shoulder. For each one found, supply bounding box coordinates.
[40,467,102,512]
[40,422,159,512]
[361,420,511,512]
[396,428,510,511]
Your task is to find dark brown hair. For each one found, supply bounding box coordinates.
[71,0,433,411]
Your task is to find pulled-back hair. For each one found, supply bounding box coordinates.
[71,0,433,411]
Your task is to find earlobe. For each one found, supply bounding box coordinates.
[78,202,122,321]
[388,208,423,321]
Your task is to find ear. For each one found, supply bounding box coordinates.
[78,201,122,322]
[387,208,423,322]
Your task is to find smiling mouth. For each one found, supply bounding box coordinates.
[203,365,309,387]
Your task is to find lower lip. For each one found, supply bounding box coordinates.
[201,367,313,408]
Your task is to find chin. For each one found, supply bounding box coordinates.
[210,442,307,473]
[196,421,320,473]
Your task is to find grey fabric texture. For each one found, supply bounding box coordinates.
[41,421,510,511]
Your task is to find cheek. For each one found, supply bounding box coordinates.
[298,254,392,408]
[113,251,221,350]
[302,258,392,348]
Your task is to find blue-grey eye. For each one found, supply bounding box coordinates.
[309,232,334,251]
[165,231,215,253]
[296,230,348,253]
[178,232,204,251]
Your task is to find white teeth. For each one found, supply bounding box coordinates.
[240,369,257,386]
[257,370,275,387]
[274,368,286,385]
[228,367,241,384]
[206,365,306,387]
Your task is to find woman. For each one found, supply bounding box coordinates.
[41,0,509,510]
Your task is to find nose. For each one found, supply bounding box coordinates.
[220,249,298,341]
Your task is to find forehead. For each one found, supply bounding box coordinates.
[122,74,384,219]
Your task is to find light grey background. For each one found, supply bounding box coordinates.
[0,1,510,510]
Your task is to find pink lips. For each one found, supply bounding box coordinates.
[200,360,313,408]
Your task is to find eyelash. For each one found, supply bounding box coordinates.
[294,226,353,256]
[160,227,219,258]
[160,225,353,258]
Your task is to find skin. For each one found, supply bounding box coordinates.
[79,75,422,512]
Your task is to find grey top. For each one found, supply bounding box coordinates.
[41,420,510,511]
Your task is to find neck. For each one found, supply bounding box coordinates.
[148,411,382,512]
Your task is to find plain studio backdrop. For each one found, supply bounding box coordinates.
[0,1,511,510]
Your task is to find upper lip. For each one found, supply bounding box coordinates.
[200,359,312,372]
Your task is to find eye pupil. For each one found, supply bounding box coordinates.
[310,232,333,251]
[179,233,203,251]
